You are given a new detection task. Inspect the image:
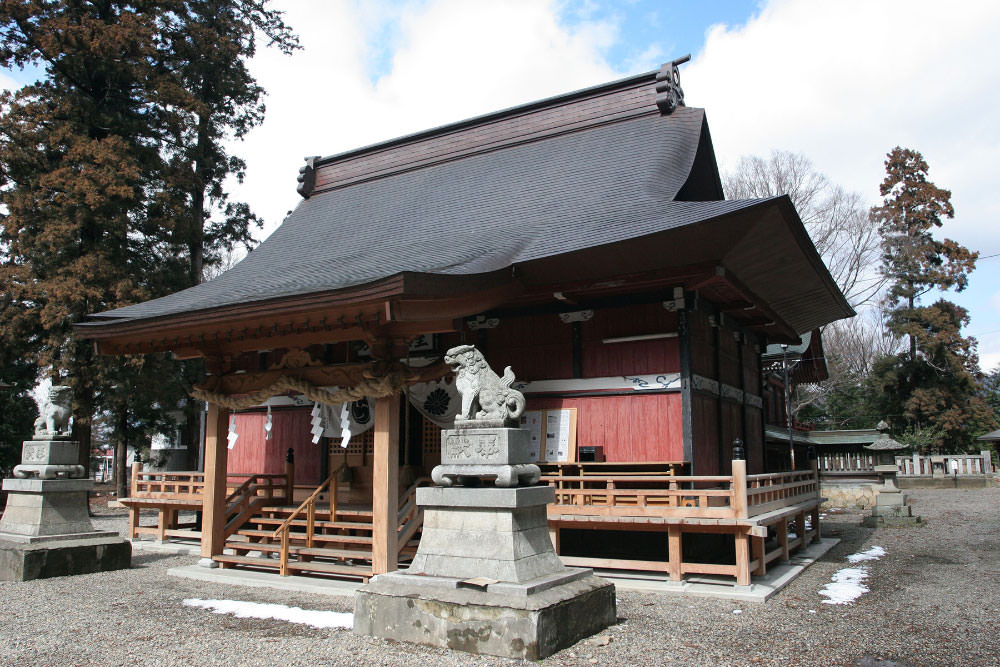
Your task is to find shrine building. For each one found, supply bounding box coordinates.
[78,62,853,585]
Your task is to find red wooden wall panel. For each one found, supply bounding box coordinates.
[229,409,323,486]
[488,313,572,380]
[527,394,683,462]
[580,304,679,377]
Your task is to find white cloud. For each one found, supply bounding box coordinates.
[0,71,19,91]
[683,0,1000,247]
[231,0,620,238]
[682,0,1000,370]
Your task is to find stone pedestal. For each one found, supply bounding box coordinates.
[868,465,917,523]
[432,427,540,488]
[0,439,131,581]
[354,482,615,659]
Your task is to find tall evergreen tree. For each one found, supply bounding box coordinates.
[871,147,978,357]
[0,1,296,481]
[867,148,994,450]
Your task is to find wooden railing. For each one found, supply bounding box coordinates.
[131,470,205,499]
[397,476,432,556]
[129,470,289,500]
[745,470,820,516]
[272,465,344,576]
[544,461,820,521]
[223,474,288,539]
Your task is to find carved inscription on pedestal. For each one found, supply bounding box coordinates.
[21,445,46,463]
[445,434,501,462]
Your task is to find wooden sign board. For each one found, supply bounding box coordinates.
[520,408,577,463]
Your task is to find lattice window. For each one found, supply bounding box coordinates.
[346,430,374,455]
[422,416,441,456]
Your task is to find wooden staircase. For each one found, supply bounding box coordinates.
[213,474,429,582]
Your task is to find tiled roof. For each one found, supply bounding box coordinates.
[91,106,722,323]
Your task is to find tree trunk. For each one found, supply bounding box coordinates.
[115,406,129,499]
[188,111,210,285]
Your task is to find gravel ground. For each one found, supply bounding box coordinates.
[1,487,998,667]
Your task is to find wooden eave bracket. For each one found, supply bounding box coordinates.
[691,266,799,341]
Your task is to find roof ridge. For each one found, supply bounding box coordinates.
[299,70,701,198]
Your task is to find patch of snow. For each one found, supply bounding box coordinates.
[819,567,870,605]
[818,545,887,605]
[732,609,742,614]
[182,598,353,629]
[847,546,886,564]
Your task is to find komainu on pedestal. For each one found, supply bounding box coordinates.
[354,347,615,660]
[0,386,131,581]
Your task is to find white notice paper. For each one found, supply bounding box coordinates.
[544,410,572,462]
[520,411,543,462]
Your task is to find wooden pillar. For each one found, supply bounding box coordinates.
[200,404,231,559]
[372,392,401,574]
[735,531,751,586]
[751,534,766,576]
[731,459,748,519]
[810,505,821,544]
[778,519,790,562]
[667,525,683,582]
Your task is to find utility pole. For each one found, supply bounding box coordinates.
[782,344,795,470]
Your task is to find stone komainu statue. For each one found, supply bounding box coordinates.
[34,385,73,438]
[443,345,525,427]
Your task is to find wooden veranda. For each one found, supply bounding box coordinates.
[125,456,822,586]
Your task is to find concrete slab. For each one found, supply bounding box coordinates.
[168,564,362,598]
[603,537,840,602]
[130,539,202,556]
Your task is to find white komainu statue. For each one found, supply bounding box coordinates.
[34,385,73,437]
[443,345,525,427]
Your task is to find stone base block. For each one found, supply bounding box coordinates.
[871,502,913,517]
[0,478,95,537]
[0,535,131,581]
[411,486,564,583]
[353,573,616,660]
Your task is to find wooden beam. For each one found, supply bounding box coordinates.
[200,404,231,559]
[372,392,401,574]
[200,360,449,397]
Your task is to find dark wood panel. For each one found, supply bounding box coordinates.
[744,407,764,474]
[718,325,741,387]
[691,393,719,475]
[688,307,715,377]
[312,84,655,194]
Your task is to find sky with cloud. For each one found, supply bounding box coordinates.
[4,0,1000,368]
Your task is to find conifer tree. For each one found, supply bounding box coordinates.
[867,148,994,450]
[871,147,978,357]
[0,1,296,481]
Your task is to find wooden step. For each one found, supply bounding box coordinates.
[284,560,371,580]
[259,506,373,520]
[249,517,374,531]
[214,554,280,571]
[213,554,371,581]
[225,541,373,561]
[236,528,373,545]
